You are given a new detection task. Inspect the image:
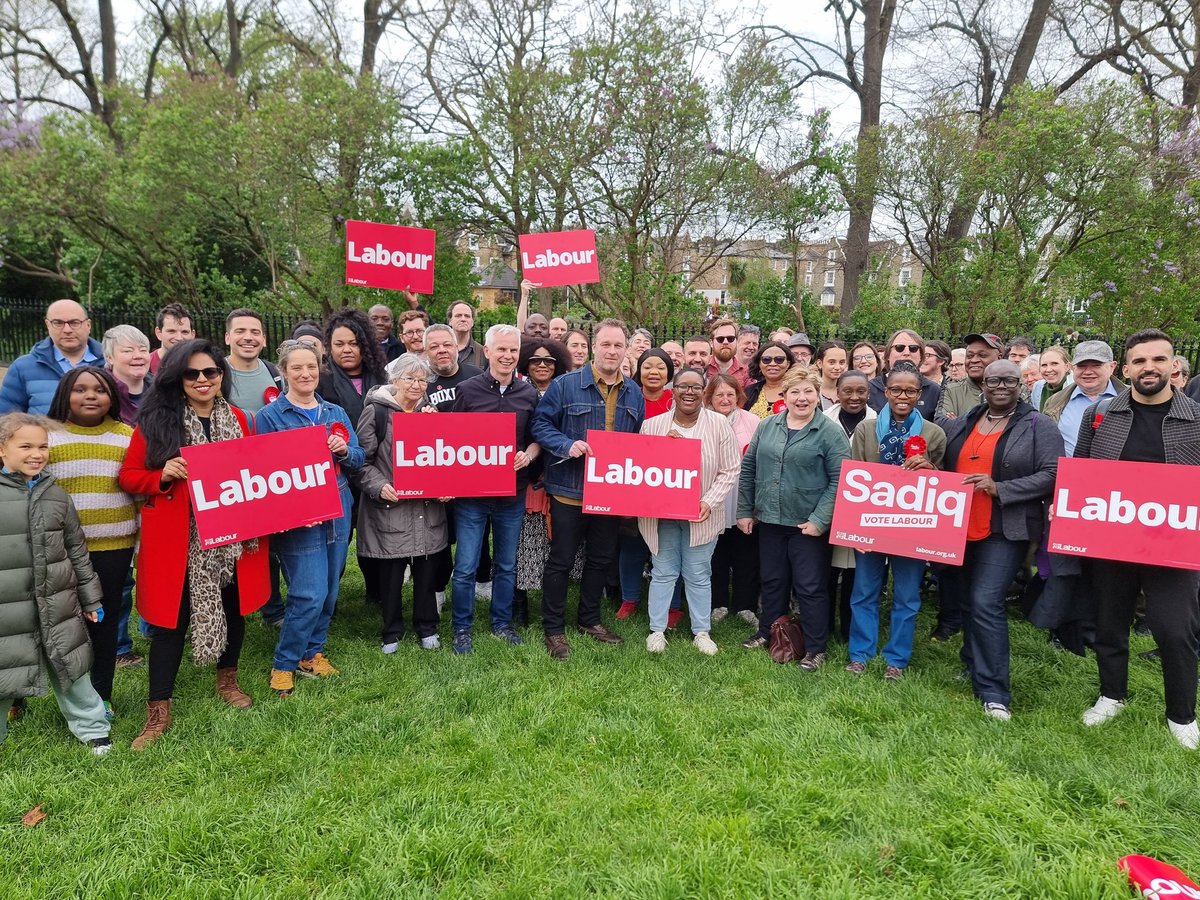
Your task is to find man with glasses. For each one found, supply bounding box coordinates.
[0,299,104,414]
[705,318,752,388]
[866,329,942,416]
[935,333,1005,422]
[736,325,760,367]
[398,310,430,356]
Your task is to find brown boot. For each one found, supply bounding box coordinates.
[216,667,253,709]
[131,700,172,751]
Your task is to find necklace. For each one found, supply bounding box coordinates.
[985,409,1016,421]
[968,413,1010,459]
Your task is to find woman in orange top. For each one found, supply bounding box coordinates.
[939,360,1063,723]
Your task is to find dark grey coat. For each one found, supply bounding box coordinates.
[0,471,102,698]
[943,402,1063,544]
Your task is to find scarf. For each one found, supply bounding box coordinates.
[182,399,258,665]
[875,405,924,467]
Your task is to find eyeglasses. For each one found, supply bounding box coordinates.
[183,367,223,381]
[713,335,737,343]
[852,354,876,364]
[48,319,87,329]
[760,355,789,365]
[529,357,556,366]
[281,339,319,350]
[401,330,424,339]
[886,386,920,398]
[396,374,429,385]
[675,383,704,394]
[891,343,921,354]
[982,376,1021,388]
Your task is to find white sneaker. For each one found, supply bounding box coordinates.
[1167,719,1199,750]
[711,606,728,623]
[693,632,718,656]
[420,635,440,650]
[1082,696,1126,726]
[646,631,667,653]
[737,610,759,629]
[381,641,399,655]
[475,581,493,599]
[983,702,1011,722]
[435,591,445,614]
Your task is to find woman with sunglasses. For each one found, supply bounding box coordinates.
[846,361,946,681]
[743,341,794,419]
[118,339,270,749]
[255,340,363,696]
[938,360,1061,721]
[517,338,572,396]
[866,330,943,417]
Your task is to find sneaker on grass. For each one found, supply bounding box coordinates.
[420,635,440,651]
[711,607,728,623]
[88,737,113,757]
[798,652,826,672]
[492,625,524,645]
[615,600,637,620]
[693,632,718,656]
[984,702,1012,722]
[1082,696,1126,726]
[298,653,338,677]
[270,669,294,697]
[646,631,667,653]
[452,630,473,655]
[845,661,866,675]
[736,610,759,629]
[1167,719,1199,750]
[381,641,400,655]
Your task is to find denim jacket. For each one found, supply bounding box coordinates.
[531,367,644,500]
[253,392,365,494]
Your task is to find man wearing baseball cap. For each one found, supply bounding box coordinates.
[934,333,1006,422]
[1042,340,1122,455]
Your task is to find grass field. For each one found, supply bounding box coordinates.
[2,560,1198,899]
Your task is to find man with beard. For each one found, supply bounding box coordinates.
[683,336,712,370]
[705,318,752,388]
[1073,329,1200,750]
[1043,341,1122,455]
[398,310,430,356]
[524,313,550,340]
[936,333,1004,421]
[425,324,482,411]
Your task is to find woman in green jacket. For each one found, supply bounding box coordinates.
[736,368,850,669]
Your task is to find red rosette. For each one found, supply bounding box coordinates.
[772,398,787,415]
[263,386,281,404]
[903,435,928,458]
[1092,413,1104,429]
[330,422,350,444]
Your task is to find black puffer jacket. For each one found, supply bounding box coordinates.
[0,471,102,698]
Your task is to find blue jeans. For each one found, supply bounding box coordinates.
[272,488,352,670]
[849,552,925,668]
[260,553,285,623]
[451,495,524,631]
[619,532,682,608]
[115,566,148,654]
[941,535,1029,706]
[648,520,716,634]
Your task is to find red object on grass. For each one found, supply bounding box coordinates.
[1119,854,1200,898]
[903,435,928,458]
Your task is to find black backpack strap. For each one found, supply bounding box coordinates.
[374,402,389,449]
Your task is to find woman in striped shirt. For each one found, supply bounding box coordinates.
[46,367,137,715]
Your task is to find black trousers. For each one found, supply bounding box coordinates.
[378,556,440,642]
[711,526,759,615]
[827,566,855,643]
[85,547,135,701]
[757,523,832,652]
[148,579,244,701]
[542,498,619,636]
[1091,559,1200,725]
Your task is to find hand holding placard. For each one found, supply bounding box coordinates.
[518,230,600,288]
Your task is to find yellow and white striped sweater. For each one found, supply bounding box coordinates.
[47,419,138,552]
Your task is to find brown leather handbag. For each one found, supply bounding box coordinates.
[768,615,805,663]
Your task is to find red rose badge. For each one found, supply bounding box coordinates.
[330,422,350,444]
[1092,414,1104,429]
[903,435,928,458]
[772,398,787,415]
[263,386,281,404]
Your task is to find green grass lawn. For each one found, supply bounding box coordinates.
[2,560,1197,898]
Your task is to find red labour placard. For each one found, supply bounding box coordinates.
[1048,457,1200,571]
[345,219,437,294]
[828,460,973,565]
[391,413,516,498]
[581,430,702,520]
[518,230,601,288]
[182,426,343,549]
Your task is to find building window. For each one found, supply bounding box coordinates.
[806,260,815,273]
[472,256,481,268]
[899,267,912,287]
[820,287,836,306]
[827,248,837,262]
[468,234,479,251]
[721,272,727,285]
[824,270,836,287]
[804,273,813,287]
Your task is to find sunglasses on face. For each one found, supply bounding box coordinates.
[760,355,789,365]
[982,376,1020,388]
[891,343,921,354]
[529,357,556,366]
[183,367,223,382]
[713,335,737,343]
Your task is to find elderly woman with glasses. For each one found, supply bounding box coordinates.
[846,361,946,682]
[355,354,449,653]
[255,340,363,696]
[118,339,271,749]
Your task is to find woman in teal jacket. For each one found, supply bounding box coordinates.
[736,367,849,668]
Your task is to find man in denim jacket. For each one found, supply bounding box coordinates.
[531,319,644,659]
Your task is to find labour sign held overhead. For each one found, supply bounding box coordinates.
[345,219,437,294]
[182,426,344,549]
[518,229,600,288]
[1049,458,1200,571]
[392,412,517,498]
[828,460,973,565]
[581,430,702,520]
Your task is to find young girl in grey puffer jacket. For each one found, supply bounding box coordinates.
[0,413,112,755]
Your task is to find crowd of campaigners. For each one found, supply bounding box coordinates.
[1,286,1199,757]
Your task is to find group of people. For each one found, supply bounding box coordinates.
[1,294,1198,756]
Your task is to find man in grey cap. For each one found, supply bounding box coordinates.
[1042,340,1122,454]
[935,332,1006,422]
[786,332,816,366]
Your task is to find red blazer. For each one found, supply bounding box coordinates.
[118,405,270,628]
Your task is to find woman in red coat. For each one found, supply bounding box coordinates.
[118,338,269,750]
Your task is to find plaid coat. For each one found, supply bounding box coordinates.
[1072,388,1200,465]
